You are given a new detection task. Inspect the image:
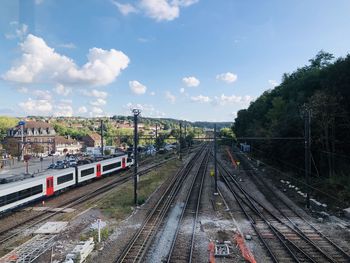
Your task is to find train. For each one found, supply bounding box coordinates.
[0,153,133,214]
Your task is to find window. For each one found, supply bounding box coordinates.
[57,173,74,184]
[81,167,94,177]
[103,162,121,172]
[0,185,43,206]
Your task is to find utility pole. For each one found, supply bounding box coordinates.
[304,108,311,209]
[100,119,104,156]
[179,122,182,160]
[214,123,218,195]
[155,123,158,140]
[18,120,25,161]
[132,109,141,206]
[184,122,187,149]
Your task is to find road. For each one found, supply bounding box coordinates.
[0,156,64,178]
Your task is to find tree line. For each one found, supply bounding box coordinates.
[233,51,350,206]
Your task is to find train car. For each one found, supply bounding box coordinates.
[0,176,45,213]
[77,162,97,183]
[51,167,76,194]
[0,152,133,213]
[100,153,128,176]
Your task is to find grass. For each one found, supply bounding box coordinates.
[97,159,182,221]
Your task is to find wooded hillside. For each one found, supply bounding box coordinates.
[233,51,350,206]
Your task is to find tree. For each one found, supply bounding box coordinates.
[3,138,20,157]
[0,116,18,140]
[32,144,44,156]
[309,50,334,69]
[155,135,165,150]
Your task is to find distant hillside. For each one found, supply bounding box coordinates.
[192,121,232,130]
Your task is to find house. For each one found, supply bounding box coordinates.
[6,121,56,155]
[82,133,104,147]
[55,136,82,155]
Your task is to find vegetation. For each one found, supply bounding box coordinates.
[53,122,90,140]
[97,159,181,220]
[0,116,18,140]
[233,51,350,207]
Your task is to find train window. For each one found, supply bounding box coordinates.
[81,167,94,177]
[102,162,121,172]
[57,173,74,184]
[2,185,43,206]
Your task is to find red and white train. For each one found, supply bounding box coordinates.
[0,153,133,213]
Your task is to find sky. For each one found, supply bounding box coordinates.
[0,0,350,121]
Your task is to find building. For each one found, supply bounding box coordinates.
[82,133,104,148]
[55,136,82,155]
[6,121,56,155]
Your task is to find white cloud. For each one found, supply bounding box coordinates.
[58,43,76,49]
[54,84,71,96]
[19,98,52,114]
[90,98,107,106]
[268,79,279,87]
[213,94,254,106]
[140,0,179,21]
[53,104,73,117]
[124,103,165,117]
[180,87,185,93]
[5,23,28,40]
[81,89,108,99]
[17,87,28,93]
[89,107,104,117]
[150,91,156,96]
[78,106,88,114]
[112,1,138,15]
[3,34,129,86]
[182,76,200,87]
[165,91,176,103]
[173,0,199,7]
[216,72,238,84]
[113,0,198,21]
[190,94,211,103]
[33,89,52,100]
[129,80,147,95]
[137,37,151,43]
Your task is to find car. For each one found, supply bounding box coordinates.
[55,161,67,169]
[68,160,77,167]
[48,163,56,169]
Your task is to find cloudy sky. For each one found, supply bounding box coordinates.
[0,0,350,121]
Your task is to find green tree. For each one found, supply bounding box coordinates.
[0,116,18,140]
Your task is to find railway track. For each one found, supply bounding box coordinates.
[218,156,350,263]
[0,157,176,246]
[166,148,209,263]
[234,151,350,263]
[115,144,207,263]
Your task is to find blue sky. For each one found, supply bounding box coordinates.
[0,0,350,121]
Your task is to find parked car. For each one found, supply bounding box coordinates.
[55,161,67,169]
[68,160,77,167]
[48,163,56,169]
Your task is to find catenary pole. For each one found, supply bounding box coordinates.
[132,109,141,206]
[214,123,218,194]
[100,119,104,156]
[304,108,311,209]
